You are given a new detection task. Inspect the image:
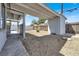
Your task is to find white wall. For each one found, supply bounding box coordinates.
[0,30,7,52]
[0,4,7,52]
[0,4,1,18]
[59,16,65,35]
[48,16,66,35]
[48,17,60,35]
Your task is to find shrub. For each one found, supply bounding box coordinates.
[36,29,39,32]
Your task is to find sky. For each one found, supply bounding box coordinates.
[26,3,79,26]
[25,15,39,26]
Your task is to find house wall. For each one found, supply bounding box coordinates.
[0,30,7,52]
[0,4,7,52]
[0,4,1,18]
[48,17,60,35]
[48,16,65,35]
[59,16,65,35]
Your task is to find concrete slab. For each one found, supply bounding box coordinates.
[0,34,29,56]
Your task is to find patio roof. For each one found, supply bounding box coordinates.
[6,3,66,20]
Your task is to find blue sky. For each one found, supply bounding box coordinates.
[26,3,79,26]
[25,15,39,26]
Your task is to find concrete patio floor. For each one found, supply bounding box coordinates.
[0,34,29,56]
[60,35,79,56]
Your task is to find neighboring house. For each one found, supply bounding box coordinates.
[0,3,66,52]
[33,20,48,31]
[26,25,33,31]
[33,23,48,31]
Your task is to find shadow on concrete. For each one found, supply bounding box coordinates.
[22,33,67,56]
[0,34,28,56]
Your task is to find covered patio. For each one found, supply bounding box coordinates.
[0,3,66,55]
[5,3,66,36]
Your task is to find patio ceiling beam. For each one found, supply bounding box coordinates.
[22,3,56,17]
[16,3,52,18]
[7,3,40,17]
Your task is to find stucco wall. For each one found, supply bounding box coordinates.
[0,30,7,52]
[48,17,60,34]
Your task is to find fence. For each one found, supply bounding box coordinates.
[66,23,79,34]
[33,25,48,31]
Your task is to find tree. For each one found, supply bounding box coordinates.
[31,19,37,25]
[31,17,46,32]
[31,17,46,25]
[38,17,46,24]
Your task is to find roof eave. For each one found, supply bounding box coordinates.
[39,3,67,20]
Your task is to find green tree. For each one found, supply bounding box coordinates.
[31,19,37,25]
[31,17,46,32]
[38,17,46,24]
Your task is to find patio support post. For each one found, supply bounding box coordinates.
[17,21,19,33]
[23,14,26,39]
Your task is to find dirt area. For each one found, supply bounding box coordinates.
[22,30,66,56]
[22,30,79,56]
[26,30,48,37]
